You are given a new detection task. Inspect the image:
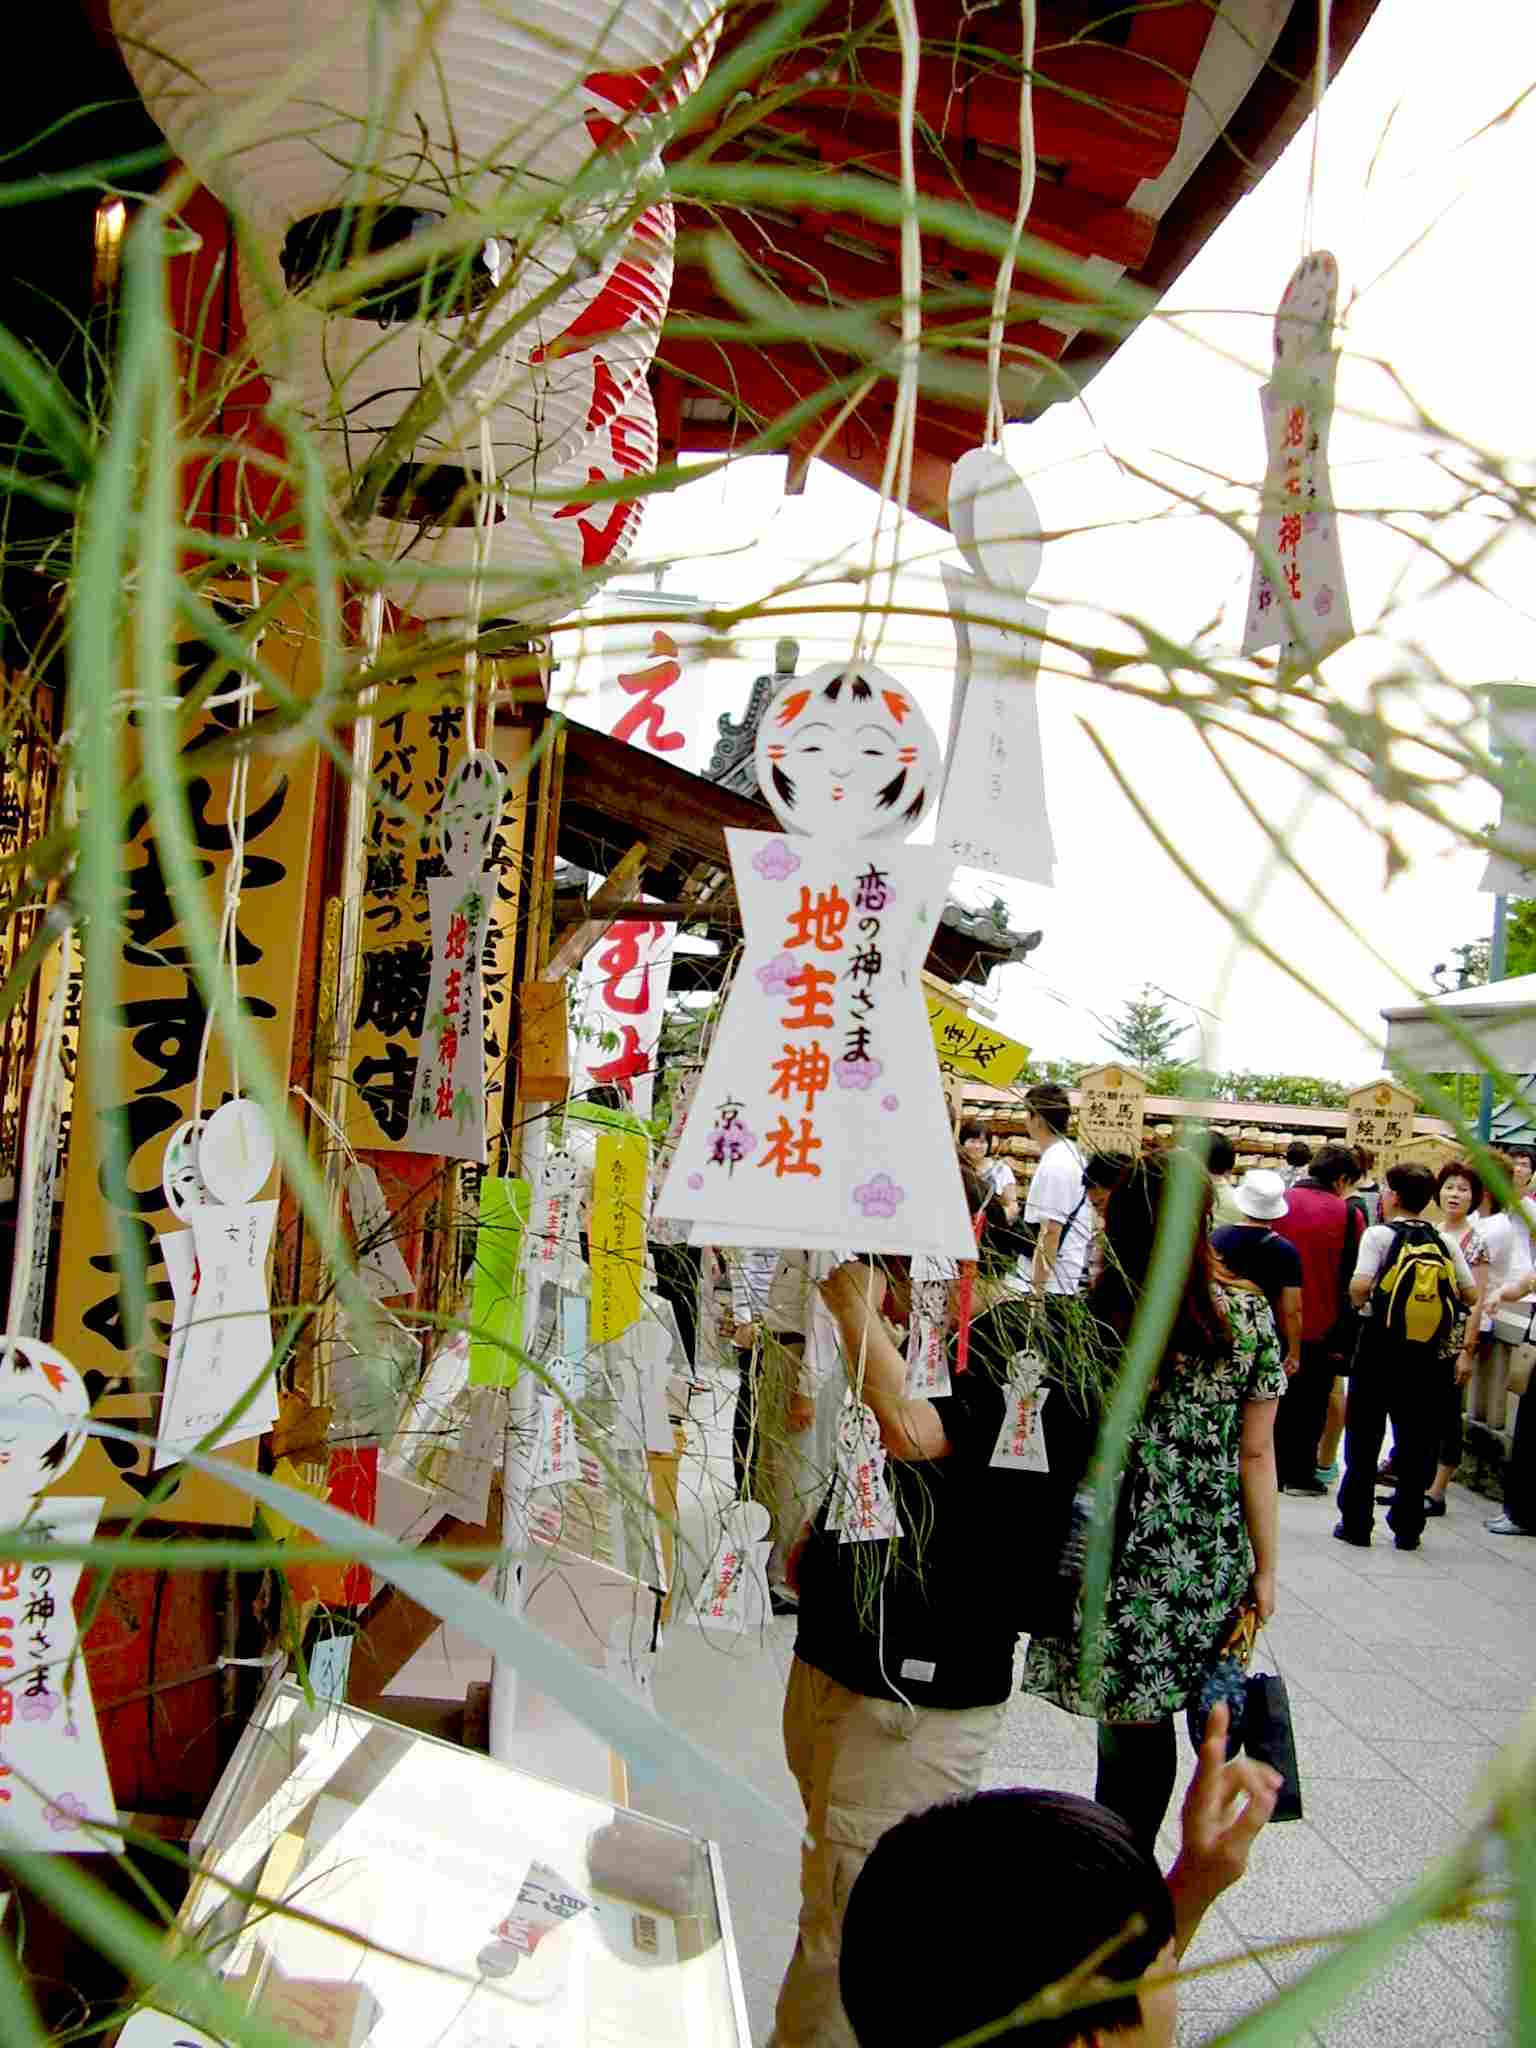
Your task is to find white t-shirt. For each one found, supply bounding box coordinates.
[983,1159,1017,1198]
[1353,1220,1474,1308]
[1024,1138,1091,1295]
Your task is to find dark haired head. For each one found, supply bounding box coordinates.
[840,1789,1175,2047]
[1026,1081,1073,1136]
[1353,1144,1376,1174]
[1093,1152,1230,1360]
[1284,1139,1313,1168]
[1085,1151,1131,1193]
[1308,1143,1361,1192]
[1386,1161,1436,1214]
[1205,1131,1236,1177]
[958,1120,987,1147]
[1435,1160,1484,1211]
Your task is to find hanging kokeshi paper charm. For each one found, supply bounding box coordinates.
[1243,252,1353,672]
[655,664,975,1258]
[936,446,1056,885]
[401,751,508,1162]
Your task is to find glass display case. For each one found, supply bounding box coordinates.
[173,1676,750,2048]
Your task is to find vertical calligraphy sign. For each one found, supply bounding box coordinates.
[655,832,976,1257]
[344,683,526,1155]
[0,679,56,1196]
[1074,1063,1147,1158]
[1242,251,1352,671]
[1345,1079,1415,1174]
[571,915,675,1120]
[51,590,323,1523]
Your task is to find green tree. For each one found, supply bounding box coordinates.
[1099,985,1190,1070]
[1432,896,1536,989]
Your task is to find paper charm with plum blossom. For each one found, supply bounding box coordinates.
[1242,251,1353,671]
[659,724,974,1261]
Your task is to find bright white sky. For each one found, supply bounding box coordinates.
[558,1,1536,1085]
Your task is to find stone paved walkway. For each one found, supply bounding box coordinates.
[634,1372,1529,2046]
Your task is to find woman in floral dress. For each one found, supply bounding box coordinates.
[1021,1152,1284,1851]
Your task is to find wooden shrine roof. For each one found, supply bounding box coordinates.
[658,0,1382,522]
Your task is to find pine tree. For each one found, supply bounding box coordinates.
[1099,985,1189,1069]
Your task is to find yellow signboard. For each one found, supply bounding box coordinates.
[1345,1079,1415,1172]
[1076,1063,1148,1157]
[590,1131,648,1344]
[51,590,325,1524]
[925,994,1031,1088]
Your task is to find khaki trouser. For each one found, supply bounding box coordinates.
[769,1657,1007,2048]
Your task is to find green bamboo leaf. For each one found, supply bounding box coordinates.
[0,318,94,480]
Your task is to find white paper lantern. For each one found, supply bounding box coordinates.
[113,0,719,233]
[236,200,673,487]
[363,375,658,626]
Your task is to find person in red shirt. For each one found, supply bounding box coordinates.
[1269,1143,1364,1493]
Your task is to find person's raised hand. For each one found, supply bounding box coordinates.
[1176,1703,1281,1902]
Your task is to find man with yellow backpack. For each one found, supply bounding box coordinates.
[1334,1163,1479,1551]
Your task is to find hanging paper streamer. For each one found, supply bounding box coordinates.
[400,751,507,1163]
[695,1500,772,1633]
[829,1395,901,1544]
[590,1131,648,1344]
[571,914,676,1119]
[655,832,975,1258]
[345,1164,416,1298]
[990,1355,1050,1471]
[903,1256,953,1400]
[936,446,1056,884]
[1242,251,1352,671]
[468,1177,530,1388]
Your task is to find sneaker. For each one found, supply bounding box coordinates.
[1315,1461,1340,1485]
[1375,1490,1397,1507]
[1394,1533,1421,1551]
[1423,1496,1447,1519]
[1284,1478,1329,1496]
[1486,1514,1535,1536]
[1332,1521,1371,1548]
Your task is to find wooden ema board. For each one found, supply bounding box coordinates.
[344,689,529,1154]
[49,589,325,1524]
[1075,1064,1147,1157]
[1345,1080,1416,1171]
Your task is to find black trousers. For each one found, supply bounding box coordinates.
[1506,1375,1536,1530]
[1274,1338,1337,1486]
[1337,1354,1448,1544]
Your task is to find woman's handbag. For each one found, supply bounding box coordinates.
[1507,1302,1536,1398]
[1185,1604,1304,1822]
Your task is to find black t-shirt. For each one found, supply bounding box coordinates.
[793,1305,1061,1710]
[1211,1223,1302,1330]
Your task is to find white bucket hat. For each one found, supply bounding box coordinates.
[1233,1168,1289,1221]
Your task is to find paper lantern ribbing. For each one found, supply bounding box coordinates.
[365,374,658,624]
[237,201,674,488]
[752,662,944,840]
[112,0,720,233]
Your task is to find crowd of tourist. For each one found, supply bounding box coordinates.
[707,1091,1533,2047]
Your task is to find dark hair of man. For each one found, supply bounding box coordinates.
[958,1119,986,1146]
[840,1788,1174,2048]
[1085,1151,1131,1193]
[1385,1161,1436,1215]
[1435,1160,1484,1212]
[1206,1131,1236,1177]
[1026,1081,1073,1135]
[1284,1139,1313,1168]
[1308,1143,1361,1192]
[1092,1152,1230,1359]
[1354,1145,1376,1174]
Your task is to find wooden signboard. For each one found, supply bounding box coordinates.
[1075,1063,1147,1157]
[1345,1079,1415,1172]
[51,590,325,1524]
[1392,1134,1460,1187]
[344,682,528,1154]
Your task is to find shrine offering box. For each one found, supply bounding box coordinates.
[172,1676,750,2047]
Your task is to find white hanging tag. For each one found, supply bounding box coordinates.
[434,1385,501,1523]
[197,1098,276,1205]
[991,1375,1051,1472]
[837,1398,900,1543]
[530,1385,582,1487]
[345,1163,415,1297]
[0,1339,92,1520]
[697,1500,772,1633]
[154,1199,279,1467]
[528,1151,581,1272]
[902,1309,951,1399]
